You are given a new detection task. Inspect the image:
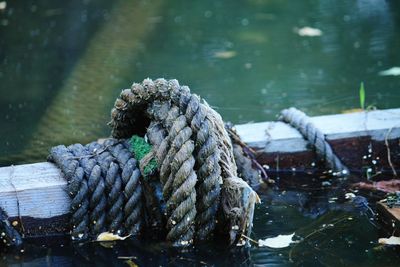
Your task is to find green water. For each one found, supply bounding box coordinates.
[1,0,400,266]
[1,0,400,162]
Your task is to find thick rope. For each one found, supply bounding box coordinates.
[280,107,349,176]
[109,78,258,246]
[49,144,90,240]
[45,78,257,247]
[49,140,144,239]
[93,141,124,234]
[109,79,238,244]
[75,143,107,236]
[105,139,143,235]
[149,100,197,245]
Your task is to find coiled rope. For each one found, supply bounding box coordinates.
[46,78,257,247]
[49,140,144,240]
[109,78,244,245]
[280,107,349,176]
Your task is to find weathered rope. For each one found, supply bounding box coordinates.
[109,79,221,244]
[45,78,257,247]
[105,139,143,235]
[280,107,349,176]
[49,139,143,239]
[49,144,90,240]
[74,143,107,236]
[109,78,256,245]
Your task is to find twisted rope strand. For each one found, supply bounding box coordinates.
[280,107,349,175]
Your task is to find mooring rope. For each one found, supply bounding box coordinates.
[49,140,144,240]
[49,144,90,240]
[109,78,241,244]
[280,107,349,176]
[43,78,258,248]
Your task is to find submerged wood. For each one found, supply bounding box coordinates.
[0,0,165,165]
[0,108,399,235]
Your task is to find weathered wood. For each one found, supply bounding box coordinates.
[0,163,70,236]
[236,108,400,170]
[376,202,400,235]
[0,108,399,236]
[0,163,69,218]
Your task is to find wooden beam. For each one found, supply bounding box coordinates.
[0,163,68,219]
[235,108,400,170]
[376,202,400,235]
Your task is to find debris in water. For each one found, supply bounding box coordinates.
[0,2,6,11]
[295,27,322,37]
[353,180,400,193]
[212,50,237,59]
[96,232,131,242]
[378,67,400,76]
[341,108,364,114]
[345,193,356,199]
[378,236,400,245]
[124,259,139,267]
[258,233,296,248]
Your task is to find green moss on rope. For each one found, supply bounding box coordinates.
[129,135,158,177]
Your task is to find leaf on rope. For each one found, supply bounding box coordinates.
[258,233,296,248]
[378,236,400,245]
[96,232,130,242]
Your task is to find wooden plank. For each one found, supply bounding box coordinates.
[235,108,400,150]
[376,202,400,235]
[235,108,400,170]
[0,163,69,218]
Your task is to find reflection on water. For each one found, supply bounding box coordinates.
[1,0,400,265]
[1,0,399,163]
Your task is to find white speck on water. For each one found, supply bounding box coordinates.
[379,67,400,76]
[0,2,6,11]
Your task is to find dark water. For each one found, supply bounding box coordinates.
[2,178,400,266]
[1,0,400,266]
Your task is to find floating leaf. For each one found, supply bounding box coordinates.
[124,259,139,267]
[96,232,130,242]
[212,51,237,59]
[378,236,400,245]
[295,27,322,37]
[258,233,296,248]
[359,82,365,110]
[378,67,400,76]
